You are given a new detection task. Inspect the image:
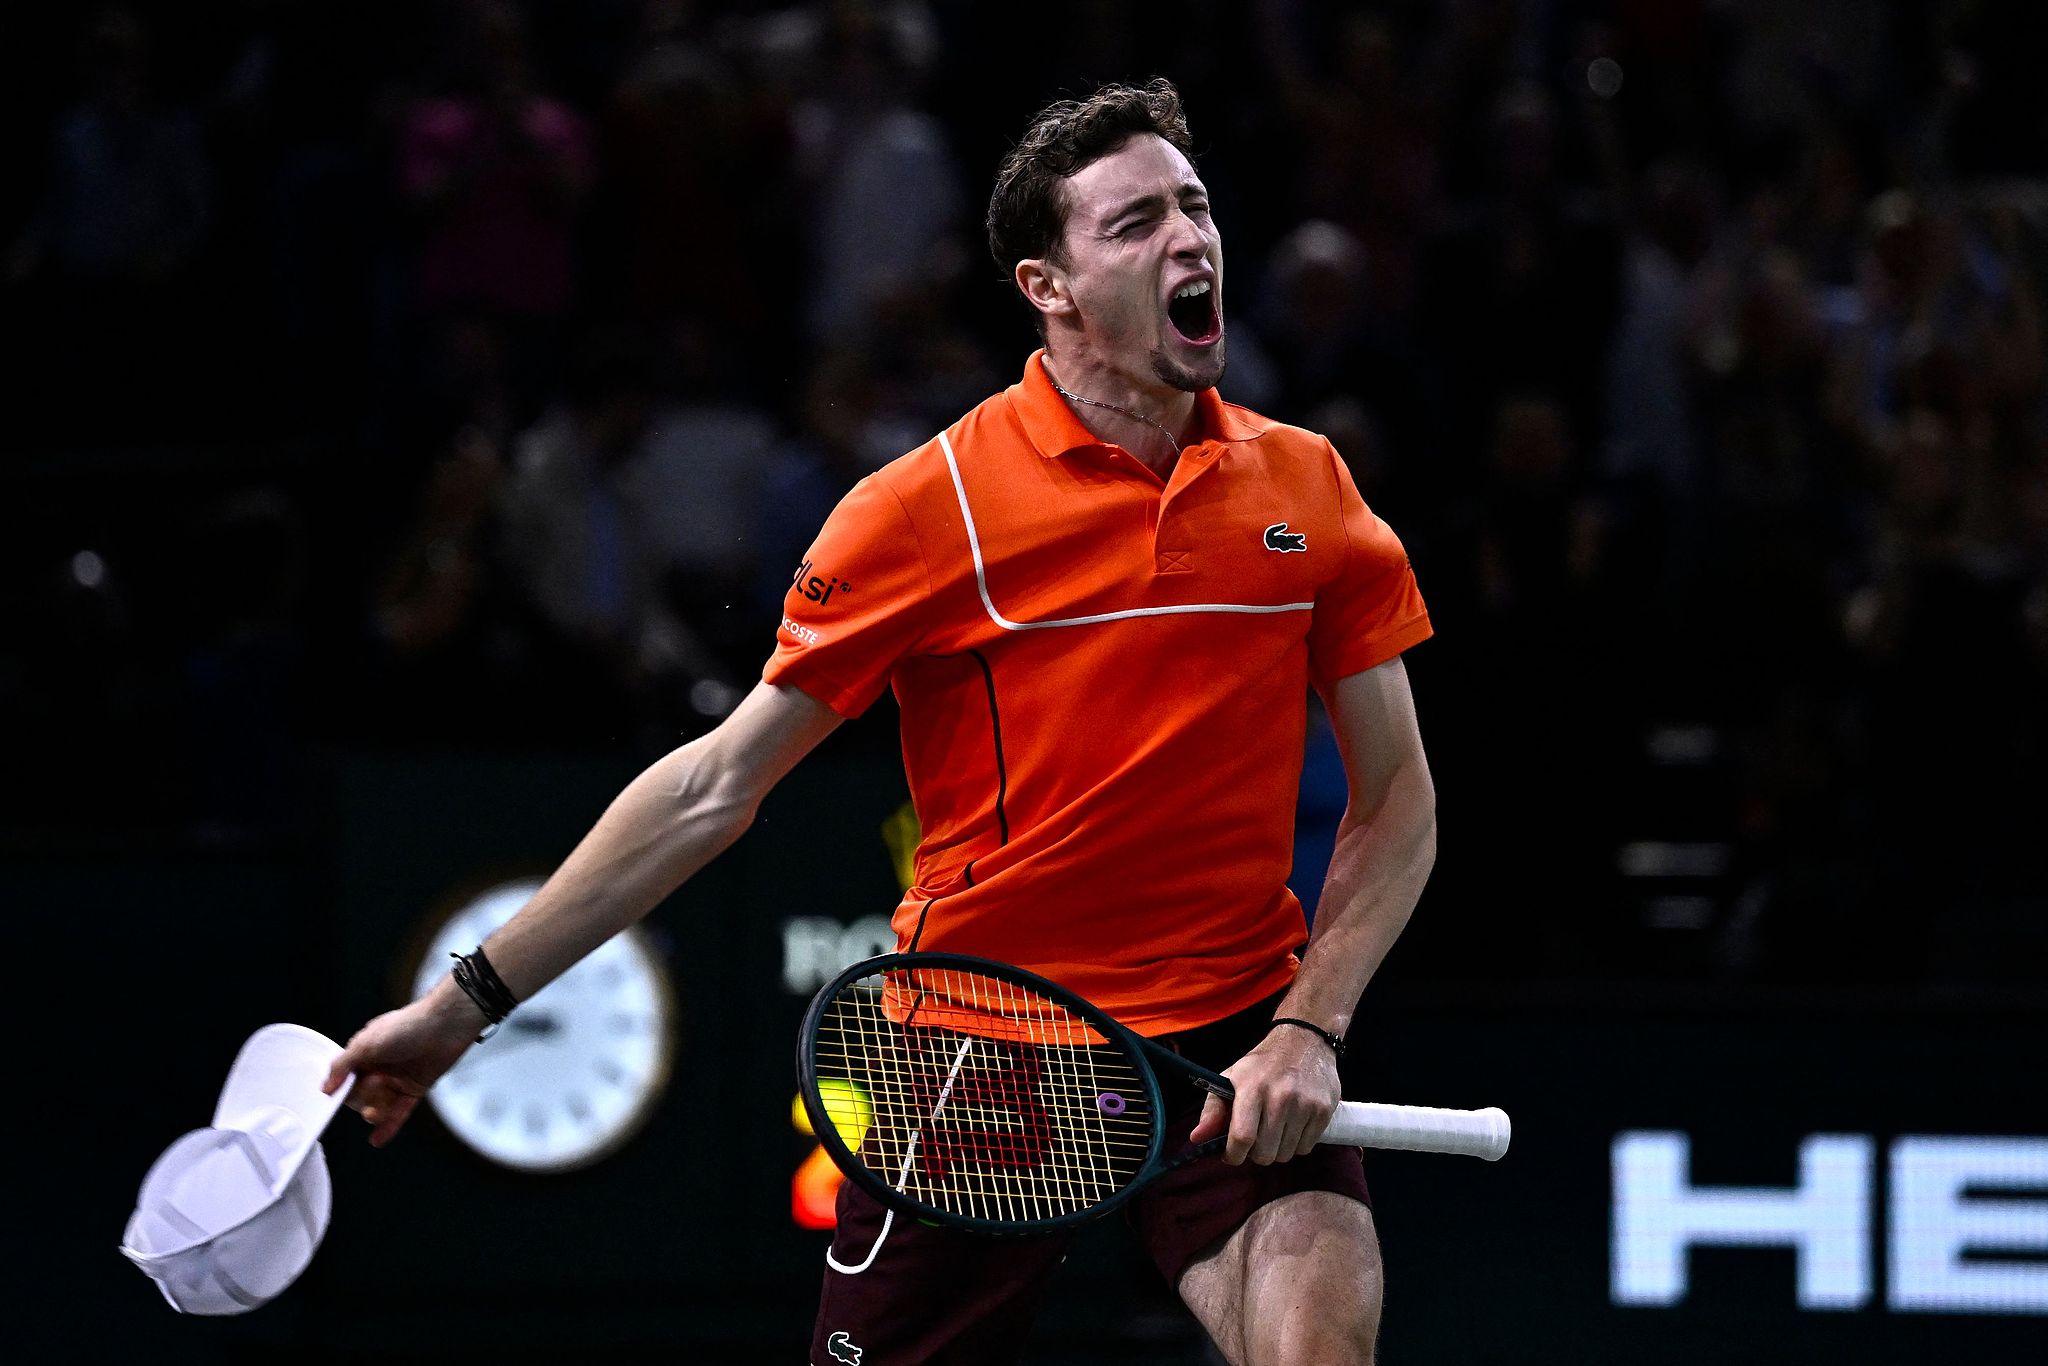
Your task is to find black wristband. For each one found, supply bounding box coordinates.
[1268,1016,1345,1058]
[450,946,519,1041]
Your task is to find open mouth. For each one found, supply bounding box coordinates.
[1166,279,1221,345]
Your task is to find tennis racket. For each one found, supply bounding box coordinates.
[797,952,1510,1236]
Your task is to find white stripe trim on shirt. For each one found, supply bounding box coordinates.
[937,429,1315,632]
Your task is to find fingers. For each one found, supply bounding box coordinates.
[354,1075,424,1146]
[1250,1109,1288,1167]
[322,1048,355,1099]
[1218,1034,1339,1165]
[1225,1089,1262,1166]
[369,1094,420,1149]
[1282,1098,1333,1162]
[1294,1107,1328,1160]
[1188,1090,1272,1166]
[1249,1093,1298,1167]
[1239,1095,1337,1165]
[1270,1095,1315,1164]
[1279,1085,1341,1163]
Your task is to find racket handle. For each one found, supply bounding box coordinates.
[1319,1102,1512,1161]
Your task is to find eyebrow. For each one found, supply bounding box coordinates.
[1100,184,1208,228]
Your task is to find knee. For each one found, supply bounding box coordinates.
[1318,1306,1379,1366]
[1251,1296,1378,1366]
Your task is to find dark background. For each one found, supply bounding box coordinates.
[4,0,2043,1360]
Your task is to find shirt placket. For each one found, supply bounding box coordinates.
[1154,441,1225,575]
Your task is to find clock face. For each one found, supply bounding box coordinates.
[412,879,676,1173]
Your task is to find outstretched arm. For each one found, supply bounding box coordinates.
[1192,656,1436,1164]
[323,681,843,1145]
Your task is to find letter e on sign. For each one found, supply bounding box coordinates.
[1890,1137,2048,1314]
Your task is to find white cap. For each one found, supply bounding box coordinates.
[119,1024,354,1315]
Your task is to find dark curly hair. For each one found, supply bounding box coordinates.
[987,79,1196,328]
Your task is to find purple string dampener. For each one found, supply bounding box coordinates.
[1095,1091,1127,1117]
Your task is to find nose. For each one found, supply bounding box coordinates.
[1165,207,1208,259]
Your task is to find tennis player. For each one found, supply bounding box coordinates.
[326,78,1435,1365]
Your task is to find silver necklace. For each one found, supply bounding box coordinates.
[1050,380,1182,454]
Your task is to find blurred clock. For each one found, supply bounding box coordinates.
[409,878,677,1173]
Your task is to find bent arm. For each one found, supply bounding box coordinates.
[1278,656,1437,1038]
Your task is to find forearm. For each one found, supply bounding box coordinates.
[1194,743,1435,1164]
[1274,761,1436,1039]
[423,737,756,1016]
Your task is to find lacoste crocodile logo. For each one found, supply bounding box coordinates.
[1263,523,1307,553]
[826,1331,863,1364]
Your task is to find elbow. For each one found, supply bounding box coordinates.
[682,773,762,851]
[1337,762,1436,868]
[1415,771,1438,870]
[1385,763,1437,874]
[660,741,766,850]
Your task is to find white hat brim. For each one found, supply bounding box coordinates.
[212,1024,352,1197]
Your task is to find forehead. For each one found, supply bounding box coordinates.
[1063,134,1202,221]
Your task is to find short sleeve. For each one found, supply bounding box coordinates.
[762,473,934,717]
[1306,444,1432,687]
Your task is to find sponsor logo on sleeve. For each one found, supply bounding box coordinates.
[781,616,820,647]
[794,559,851,605]
[826,1331,863,1364]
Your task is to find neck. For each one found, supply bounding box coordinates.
[1041,351,1196,476]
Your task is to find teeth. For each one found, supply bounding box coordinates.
[1173,281,1212,300]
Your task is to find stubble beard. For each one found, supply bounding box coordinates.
[1150,336,1227,394]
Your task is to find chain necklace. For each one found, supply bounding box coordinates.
[1049,379,1183,455]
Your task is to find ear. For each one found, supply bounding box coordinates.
[1015,257,1075,325]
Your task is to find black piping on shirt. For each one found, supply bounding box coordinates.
[967,648,1011,847]
[906,896,937,951]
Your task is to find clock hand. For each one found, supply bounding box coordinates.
[505,1012,565,1037]
[452,1012,566,1067]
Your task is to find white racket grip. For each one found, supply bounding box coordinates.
[1318,1102,1512,1161]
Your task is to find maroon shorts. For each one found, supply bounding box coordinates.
[808,992,1371,1366]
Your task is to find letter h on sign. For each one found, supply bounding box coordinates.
[1612,1132,2048,1314]
[1612,1132,1874,1309]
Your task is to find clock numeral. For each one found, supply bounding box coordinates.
[567,1093,593,1125]
[525,1103,549,1138]
[480,1096,506,1128]
[595,1058,628,1087]
[609,1011,649,1034]
[597,962,626,989]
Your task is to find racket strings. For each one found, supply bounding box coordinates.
[813,966,1153,1223]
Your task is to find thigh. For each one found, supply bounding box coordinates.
[1176,1191,1383,1366]
[811,1178,1077,1366]
[1126,1057,1373,1295]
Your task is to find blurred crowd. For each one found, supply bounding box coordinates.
[4,0,2044,985]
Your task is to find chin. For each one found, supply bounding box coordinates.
[1152,338,1227,394]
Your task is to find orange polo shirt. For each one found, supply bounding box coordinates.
[765,352,1431,1034]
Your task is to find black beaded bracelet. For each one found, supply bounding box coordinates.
[1268,1016,1346,1058]
[450,946,519,1041]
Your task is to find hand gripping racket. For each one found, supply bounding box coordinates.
[798,952,1510,1236]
